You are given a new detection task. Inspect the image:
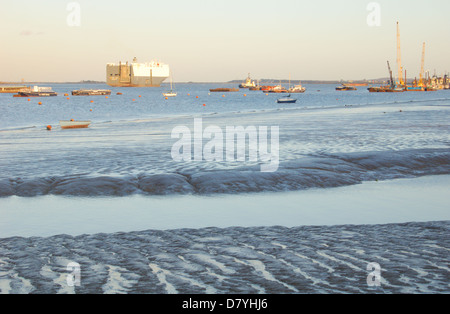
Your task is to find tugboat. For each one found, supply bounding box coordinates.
[249,80,262,90]
[239,73,257,89]
[14,86,57,97]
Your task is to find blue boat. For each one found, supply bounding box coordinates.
[277,94,297,103]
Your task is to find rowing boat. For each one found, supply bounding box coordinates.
[59,120,91,129]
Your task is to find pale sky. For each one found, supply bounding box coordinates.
[1,0,449,82]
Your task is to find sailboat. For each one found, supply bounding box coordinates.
[163,71,177,97]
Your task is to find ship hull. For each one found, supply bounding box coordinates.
[210,88,239,92]
[17,92,57,97]
[72,90,111,96]
[106,77,167,87]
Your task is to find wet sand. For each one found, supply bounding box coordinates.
[0,175,448,294]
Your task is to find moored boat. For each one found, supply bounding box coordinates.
[368,86,388,92]
[386,87,405,92]
[72,89,111,96]
[163,91,177,97]
[288,82,306,93]
[266,85,289,93]
[209,88,239,92]
[59,120,91,129]
[336,85,357,91]
[163,71,177,97]
[261,85,277,92]
[277,94,297,103]
[406,86,425,91]
[15,86,57,97]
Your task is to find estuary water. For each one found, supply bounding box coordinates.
[0,83,449,294]
[0,83,449,197]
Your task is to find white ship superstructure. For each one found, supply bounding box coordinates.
[106,57,170,87]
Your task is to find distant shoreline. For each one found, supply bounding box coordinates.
[0,79,389,85]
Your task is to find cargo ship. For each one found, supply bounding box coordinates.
[106,57,170,87]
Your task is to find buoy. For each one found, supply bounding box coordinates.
[71,119,74,122]
[196,96,199,99]
[222,95,225,97]
[165,97,168,100]
[64,93,68,96]
[105,96,108,99]
[90,100,94,103]
[265,93,268,96]
[187,93,190,96]
[46,125,52,131]
[27,99,31,101]
[244,94,247,97]
[139,95,142,98]
[132,99,136,101]
[67,97,70,100]
[203,104,206,106]
[38,102,42,105]
[90,109,93,112]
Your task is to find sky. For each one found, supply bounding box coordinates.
[0,0,449,82]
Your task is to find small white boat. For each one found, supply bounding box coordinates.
[59,120,91,129]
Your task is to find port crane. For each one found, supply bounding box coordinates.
[387,61,395,88]
[396,22,404,87]
[419,42,426,88]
